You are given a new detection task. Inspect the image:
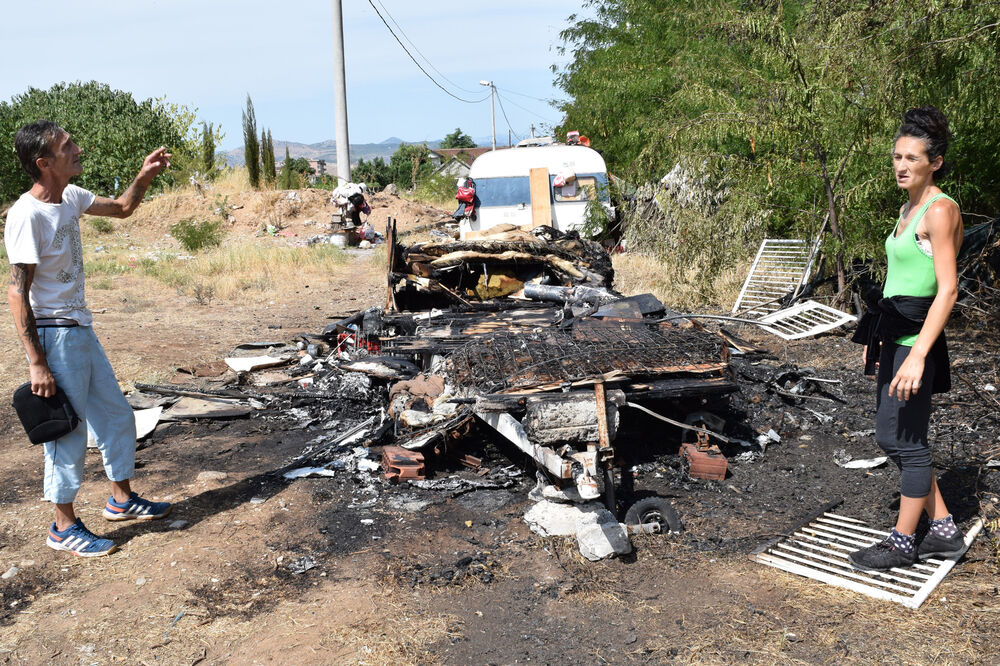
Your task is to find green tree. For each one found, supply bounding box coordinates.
[440,127,475,149]
[287,157,314,175]
[261,128,276,185]
[0,81,194,202]
[555,0,1000,297]
[279,146,295,189]
[354,156,393,190]
[242,95,260,189]
[200,121,216,178]
[389,142,432,190]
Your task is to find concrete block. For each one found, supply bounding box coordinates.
[576,521,633,561]
[523,499,614,537]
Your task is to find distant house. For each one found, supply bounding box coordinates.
[428,147,500,181]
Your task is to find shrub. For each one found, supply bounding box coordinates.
[414,172,457,207]
[213,194,230,222]
[84,256,128,276]
[88,216,114,233]
[191,282,215,305]
[169,218,224,252]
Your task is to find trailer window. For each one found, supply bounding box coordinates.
[552,173,610,202]
[474,177,532,207]
[554,176,597,202]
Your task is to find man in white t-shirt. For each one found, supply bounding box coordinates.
[6,120,174,557]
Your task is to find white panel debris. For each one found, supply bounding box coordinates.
[758,300,858,340]
[224,355,288,373]
[755,511,984,609]
[733,239,818,317]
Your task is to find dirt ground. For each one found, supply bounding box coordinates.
[1,189,998,665]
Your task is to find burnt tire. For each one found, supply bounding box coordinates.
[624,497,682,533]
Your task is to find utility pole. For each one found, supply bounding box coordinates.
[331,0,351,184]
[480,80,496,151]
[530,123,535,139]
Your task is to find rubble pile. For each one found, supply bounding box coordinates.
[387,220,613,311]
[126,227,1000,566]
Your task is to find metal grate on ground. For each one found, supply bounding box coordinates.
[732,239,818,317]
[757,300,858,340]
[446,323,726,394]
[754,510,983,609]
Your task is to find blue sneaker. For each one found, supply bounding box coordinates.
[47,519,118,557]
[103,492,172,521]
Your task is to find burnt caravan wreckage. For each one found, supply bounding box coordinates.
[327,219,737,529]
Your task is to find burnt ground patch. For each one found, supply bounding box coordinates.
[0,568,69,628]
[187,560,327,621]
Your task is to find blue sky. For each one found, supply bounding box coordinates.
[0,0,586,149]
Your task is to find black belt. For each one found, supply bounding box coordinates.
[35,318,79,328]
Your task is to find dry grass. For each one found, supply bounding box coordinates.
[613,251,749,310]
[319,589,462,665]
[634,556,995,664]
[85,243,349,302]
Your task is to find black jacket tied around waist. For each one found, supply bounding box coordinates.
[850,287,951,394]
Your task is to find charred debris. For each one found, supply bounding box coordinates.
[131,219,1000,561]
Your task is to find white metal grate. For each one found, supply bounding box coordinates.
[757,300,858,340]
[732,239,818,317]
[755,511,983,609]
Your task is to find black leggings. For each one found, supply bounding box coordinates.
[875,342,936,498]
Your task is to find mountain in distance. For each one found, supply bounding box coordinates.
[223,136,450,167]
[220,131,544,167]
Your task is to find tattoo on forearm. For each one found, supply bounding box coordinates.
[9,263,28,295]
[122,177,151,211]
[8,264,44,358]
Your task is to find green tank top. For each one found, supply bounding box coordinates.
[883,192,956,346]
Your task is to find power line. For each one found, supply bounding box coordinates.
[373,0,480,95]
[493,88,521,142]
[498,87,554,103]
[496,90,559,125]
[366,0,489,104]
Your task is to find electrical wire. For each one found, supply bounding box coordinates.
[372,0,481,95]
[493,88,521,141]
[497,87,552,103]
[496,90,559,125]
[366,0,489,104]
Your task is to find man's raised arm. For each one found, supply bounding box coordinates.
[85,146,172,219]
[7,263,55,397]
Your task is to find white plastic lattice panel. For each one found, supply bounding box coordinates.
[757,300,857,340]
[732,239,817,317]
[755,512,983,609]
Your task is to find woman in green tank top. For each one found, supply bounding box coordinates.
[848,107,966,573]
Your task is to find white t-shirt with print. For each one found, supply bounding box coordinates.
[4,184,96,326]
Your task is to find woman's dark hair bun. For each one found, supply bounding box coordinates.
[896,105,952,180]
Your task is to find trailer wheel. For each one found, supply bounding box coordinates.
[624,497,682,534]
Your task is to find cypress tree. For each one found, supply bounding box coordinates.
[262,129,277,184]
[280,146,294,189]
[200,121,215,178]
[242,95,260,189]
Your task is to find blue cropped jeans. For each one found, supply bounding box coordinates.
[39,326,135,503]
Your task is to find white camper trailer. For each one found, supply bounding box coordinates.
[460,140,614,239]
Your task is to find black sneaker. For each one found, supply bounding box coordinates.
[848,538,915,572]
[917,531,966,561]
